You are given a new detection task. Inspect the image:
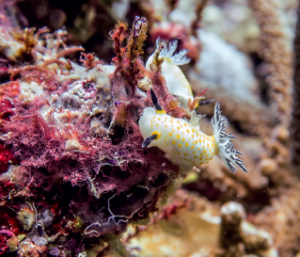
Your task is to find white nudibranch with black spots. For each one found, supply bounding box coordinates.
[146,38,193,108]
[139,90,247,173]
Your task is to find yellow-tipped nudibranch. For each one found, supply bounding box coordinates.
[146,38,194,108]
[139,90,247,173]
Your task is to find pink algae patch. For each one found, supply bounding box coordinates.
[0,144,17,174]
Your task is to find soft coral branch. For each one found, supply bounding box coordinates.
[80,53,103,71]
[56,46,84,59]
[111,21,128,64]
[111,17,148,97]
[9,65,53,80]
[126,16,148,61]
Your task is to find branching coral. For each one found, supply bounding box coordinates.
[231,0,292,175]
[291,2,300,169]
[248,0,293,136]
[111,16,148,97]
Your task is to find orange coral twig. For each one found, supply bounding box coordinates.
[111,21,128,64]
[9,65,53,80]
[56,46,84,59]
[42,59,72,75]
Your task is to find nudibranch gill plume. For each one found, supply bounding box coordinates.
[139,90,247,173]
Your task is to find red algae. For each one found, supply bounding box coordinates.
[0,18,187,256]
[0,144,16,174]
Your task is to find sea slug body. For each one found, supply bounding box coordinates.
[139,106,217,171]
[139,91,247,173]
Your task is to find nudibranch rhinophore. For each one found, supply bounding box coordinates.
[146,38,193,108]
[139,90,247,173]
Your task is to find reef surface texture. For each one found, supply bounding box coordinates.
[0,0,299,257]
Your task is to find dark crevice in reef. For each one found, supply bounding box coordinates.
[240,187,271,215]
[182,179,222,202]
[183,179,272,215]
[249,51,269,105]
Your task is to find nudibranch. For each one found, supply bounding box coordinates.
[146,38,193,108]
[139,90,247,173]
